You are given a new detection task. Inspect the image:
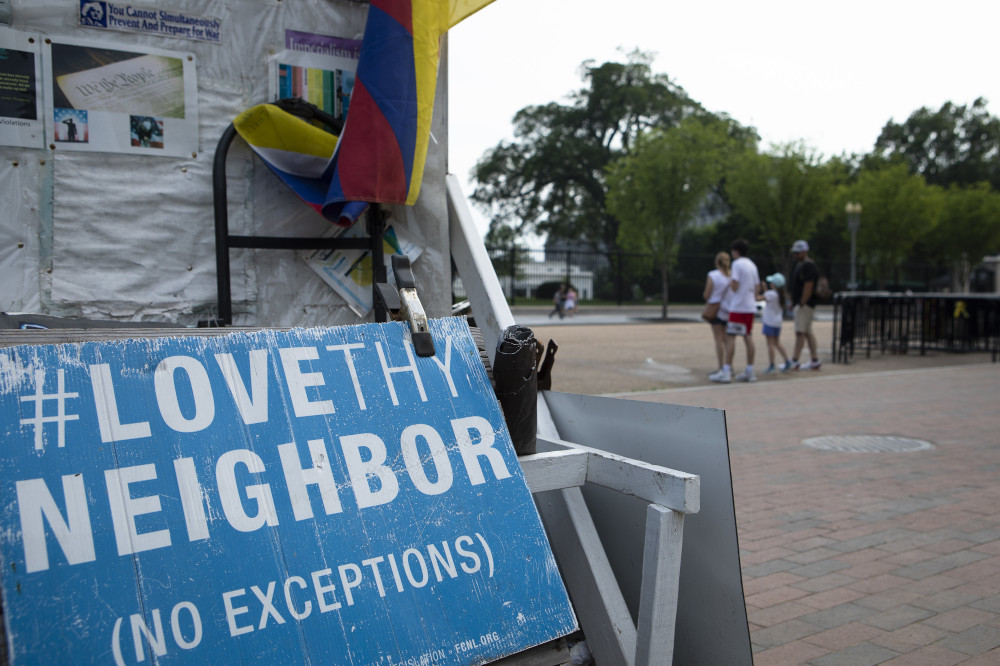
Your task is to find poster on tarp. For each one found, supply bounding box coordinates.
[304,222,424,317]
[0,319,577,664]
[0,27,44,149]
[79,1,223,44]
[43,37,198,156]
[268,31,361,121]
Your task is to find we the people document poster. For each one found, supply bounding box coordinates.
[0,27,45,149]
[43,37,198,156]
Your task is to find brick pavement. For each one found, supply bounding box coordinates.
[526,309,999,663]
[628,364,1000,664]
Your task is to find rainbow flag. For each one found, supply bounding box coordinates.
[235,0,495,226]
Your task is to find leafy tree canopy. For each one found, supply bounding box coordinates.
[725,142,835,274]
[472,51,755,251]
[873,97,1000,190]
[843,164,943,288]
[926,183,1000,289]
[606,117,740,317]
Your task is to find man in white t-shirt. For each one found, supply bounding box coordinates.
[710,238,760,383]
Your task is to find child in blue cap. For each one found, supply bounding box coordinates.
[761,273,792,374]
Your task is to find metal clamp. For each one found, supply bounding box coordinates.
[374,255,434,357]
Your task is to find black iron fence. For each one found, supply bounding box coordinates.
[459,246,980,306]
[832,292,1000,363]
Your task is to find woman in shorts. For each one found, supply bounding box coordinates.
[703,252,732,374]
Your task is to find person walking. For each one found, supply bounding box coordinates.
[788,240,822,370]
[549,284,567,319]
[710,239,760,383]
[564,287,578,316]
[760,273,793,374]
[702,251,732,374]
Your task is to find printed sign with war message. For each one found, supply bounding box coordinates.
[79,1,223,44]
[0,319,576,664]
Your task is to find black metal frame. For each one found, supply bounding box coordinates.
[210,98,387,326]
[833,292,1000,363]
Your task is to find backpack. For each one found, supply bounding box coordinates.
[815,275,832,301]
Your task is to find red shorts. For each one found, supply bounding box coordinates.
[726,311,754,336]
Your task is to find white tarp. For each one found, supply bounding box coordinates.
[0,0,451,326]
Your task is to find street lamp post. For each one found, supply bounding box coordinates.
[845,202,862,290]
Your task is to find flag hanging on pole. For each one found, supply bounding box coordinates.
[322,0,496,219]
[235,0,496,227]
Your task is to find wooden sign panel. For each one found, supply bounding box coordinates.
[0,319,576,664]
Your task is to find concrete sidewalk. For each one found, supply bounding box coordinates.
[522,313,1000,664]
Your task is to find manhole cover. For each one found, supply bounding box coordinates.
[803,435,935,453]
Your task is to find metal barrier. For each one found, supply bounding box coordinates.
[833,292,1000,363]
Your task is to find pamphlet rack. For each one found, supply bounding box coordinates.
[209,98,388,326]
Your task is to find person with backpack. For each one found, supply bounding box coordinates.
[788,240,822,370]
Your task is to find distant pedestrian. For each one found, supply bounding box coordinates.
[789,240,822,370]
[549,284,567,319]
[564,287,578,316]
[702,251,732,374]
[760,273,792,374]
[710,239,760,383]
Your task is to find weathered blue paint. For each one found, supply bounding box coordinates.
[0,319,576,664]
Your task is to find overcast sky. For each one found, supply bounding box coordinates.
[447,0,999,235]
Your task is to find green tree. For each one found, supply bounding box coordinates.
[927,183,1000,290]
[845,164,942,289]
[605,117,735,319]
[808,155,860,274]
[472,52,741,254]
[873,98,1000,191]
[725,143,834,275]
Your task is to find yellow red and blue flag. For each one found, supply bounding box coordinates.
[234,0,496,227]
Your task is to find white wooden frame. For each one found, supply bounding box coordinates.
[449,175,701,666]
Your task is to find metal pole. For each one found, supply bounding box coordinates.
[509,244,516,306]
[849,228,857,290]
[615,250,623,305]
[846,202,861,291]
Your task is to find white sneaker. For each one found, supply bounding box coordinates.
[802,359,822,370]
[709,369,732,383]
[735,370,757,383]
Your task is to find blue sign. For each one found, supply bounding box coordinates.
[0,319,576,664]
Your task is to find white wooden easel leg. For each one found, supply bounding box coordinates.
[537,393,636,665]
[635,504,685,666]
[536,486,637,666]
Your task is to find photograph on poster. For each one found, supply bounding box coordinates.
[52,108,89,143]
[270,31,361,122]
[130,115,163,148]
[51,43,185,118]
[0,27,45,148]
[278,63,354,120]
[43,37,197,156]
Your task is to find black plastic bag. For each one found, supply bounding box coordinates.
[493,325,537,455]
